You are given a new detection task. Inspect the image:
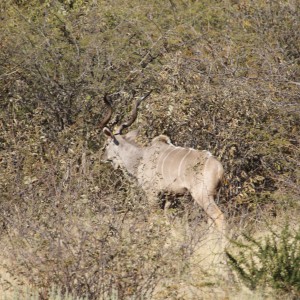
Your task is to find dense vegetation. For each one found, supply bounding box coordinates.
[0,0,299,299]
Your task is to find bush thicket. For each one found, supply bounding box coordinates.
[0,0,299,298]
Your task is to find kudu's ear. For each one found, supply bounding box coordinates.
[124,129,139,143]
[103,127,114,139]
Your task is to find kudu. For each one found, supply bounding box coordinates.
[101,93,226,233]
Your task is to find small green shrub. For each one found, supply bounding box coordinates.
[226,225,300,297]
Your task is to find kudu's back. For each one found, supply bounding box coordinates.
[137,136,224,197]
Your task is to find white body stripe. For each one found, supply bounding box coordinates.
[161,147,177,178]
[177,149,191,180]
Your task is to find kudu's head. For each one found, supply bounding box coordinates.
[102,127,121,169]
[102,127,139,169]
[100,91,151,170]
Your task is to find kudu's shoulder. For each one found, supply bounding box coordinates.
[151,135,172,145]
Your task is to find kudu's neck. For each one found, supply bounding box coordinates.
[118,139,143,177]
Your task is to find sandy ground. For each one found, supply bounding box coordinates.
[0,230,239,300]
[0,216,293,300]
[151,218,277,300]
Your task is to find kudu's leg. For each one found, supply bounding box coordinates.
[205,196,225,233]
[144,189,159,208]
[191,189,226,234]
[163,199,172,224]
[144,188,173,224]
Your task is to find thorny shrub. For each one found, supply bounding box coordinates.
[0,0,299,298]
[226,225,300,298]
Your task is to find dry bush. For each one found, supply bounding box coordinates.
[0,0,299,298]
[0,133,212,299]
[1,141,165,299]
